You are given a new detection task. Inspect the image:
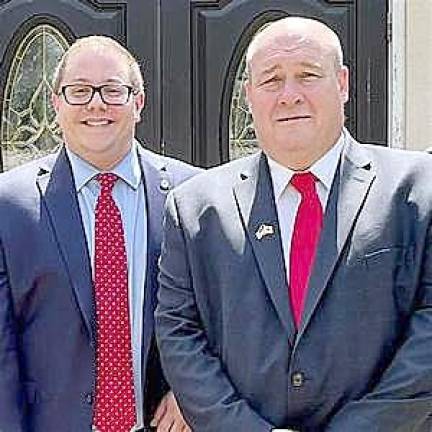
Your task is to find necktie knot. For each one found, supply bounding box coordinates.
[291,172,317,197]
[96,173,118,194]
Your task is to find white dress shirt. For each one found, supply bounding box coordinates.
[267,133,345,282]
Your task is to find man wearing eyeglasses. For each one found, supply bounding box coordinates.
[0,36,199,432]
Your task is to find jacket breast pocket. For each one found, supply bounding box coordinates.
[352,245,417,312]
[361,245,414,269]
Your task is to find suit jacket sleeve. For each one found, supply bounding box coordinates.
[155,192,274,432]
[0,239,26,432]
[326,223,432,431]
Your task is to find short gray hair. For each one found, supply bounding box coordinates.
[245,17,344,80]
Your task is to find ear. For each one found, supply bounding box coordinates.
[244,79,252,110]
[52,93,61,115]
[133,91,145,122]
[338,66,349,104]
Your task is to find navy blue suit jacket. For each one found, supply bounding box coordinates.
[0,143,200,432]
[156,134,432,431]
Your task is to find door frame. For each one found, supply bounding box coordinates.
[388,0,406,150]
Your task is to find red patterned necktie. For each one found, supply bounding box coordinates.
[93,173,136,432]
[289,172,323,328]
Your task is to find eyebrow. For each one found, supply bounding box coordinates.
[66,77,126,84]
[257,65,279,76]
[298,61,323,70]
[257,60,323,76]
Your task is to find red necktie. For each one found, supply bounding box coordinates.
[93,173,136,432]
[289,172,323,328]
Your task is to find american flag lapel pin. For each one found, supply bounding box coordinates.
[255,223,275,240]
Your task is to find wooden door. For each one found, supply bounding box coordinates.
[0,0,388,170]
[161,0,388,167]
[0,0,160,170]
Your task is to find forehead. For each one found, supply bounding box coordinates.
[62,47,130,82]
[250,32,332,74]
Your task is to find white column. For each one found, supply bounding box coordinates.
[406,0,432,151]
[389,0,406,149]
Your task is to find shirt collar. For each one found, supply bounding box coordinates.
[267,132,345,200]
[66,141,142,192]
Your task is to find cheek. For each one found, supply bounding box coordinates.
[252,96,275,120]
[310,87,341,109]
[111,107,135,125]
[56,112,72,132]
[58,107,81,126]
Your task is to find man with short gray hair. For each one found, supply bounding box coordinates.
[156,17,432,431]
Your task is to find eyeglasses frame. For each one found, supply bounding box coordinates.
[59,84,139,106]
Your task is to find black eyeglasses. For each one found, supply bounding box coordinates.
[59,84,138,106]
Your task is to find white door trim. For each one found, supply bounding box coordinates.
[388,0,406,149]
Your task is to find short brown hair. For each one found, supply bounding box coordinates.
[52,35,144,94]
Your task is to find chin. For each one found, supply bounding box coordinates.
[275,134,307,149]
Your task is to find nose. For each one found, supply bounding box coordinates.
[86,89,107,111]
[278,81,304,106]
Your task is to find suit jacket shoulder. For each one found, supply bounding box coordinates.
[170,150,262,199]
[136,141,202,189]
[0,152,57,198]
[344,135,432,198]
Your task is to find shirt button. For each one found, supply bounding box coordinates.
[291,371,305,388]
[85,392,93,404]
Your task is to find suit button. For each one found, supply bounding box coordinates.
[291,372,305,388]
[85,392,93,404]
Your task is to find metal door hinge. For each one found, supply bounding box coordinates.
[387,11,392,43]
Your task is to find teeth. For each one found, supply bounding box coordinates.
[85,120,110,126]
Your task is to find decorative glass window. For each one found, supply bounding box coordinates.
[229,56,259,160]
[1,25,70,171]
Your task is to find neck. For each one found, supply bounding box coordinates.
[65,140,133,171]
[91,151,129,171]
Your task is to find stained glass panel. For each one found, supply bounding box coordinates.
[1,25,69,171]
[228,57,259,160]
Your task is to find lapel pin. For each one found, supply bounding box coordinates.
[160,178,171,192]
[255,223,275,240]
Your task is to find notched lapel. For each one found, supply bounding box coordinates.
[336,154,375,254]
[233,153,296,344]
[36,148,95,344]
[297,139,376,341]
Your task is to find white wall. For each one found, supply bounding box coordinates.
[406,0,432,151]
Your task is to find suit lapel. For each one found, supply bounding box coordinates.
[297,136,376,341]
[36,148,95,343]
[138,149,167,376]
[234,153,296,345]
[39,144,168,388]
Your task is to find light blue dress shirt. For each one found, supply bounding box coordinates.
[66,143,146,429]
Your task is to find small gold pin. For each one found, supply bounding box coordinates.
[255,223,275,240]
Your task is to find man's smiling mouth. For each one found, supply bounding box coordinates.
[81,119,114,126]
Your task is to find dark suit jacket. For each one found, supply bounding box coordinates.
[156,133,432,431]
[0,143,200,432]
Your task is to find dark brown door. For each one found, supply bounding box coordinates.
[161,0,388,167]
[0,0,388,170]
[0,0,161,171]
